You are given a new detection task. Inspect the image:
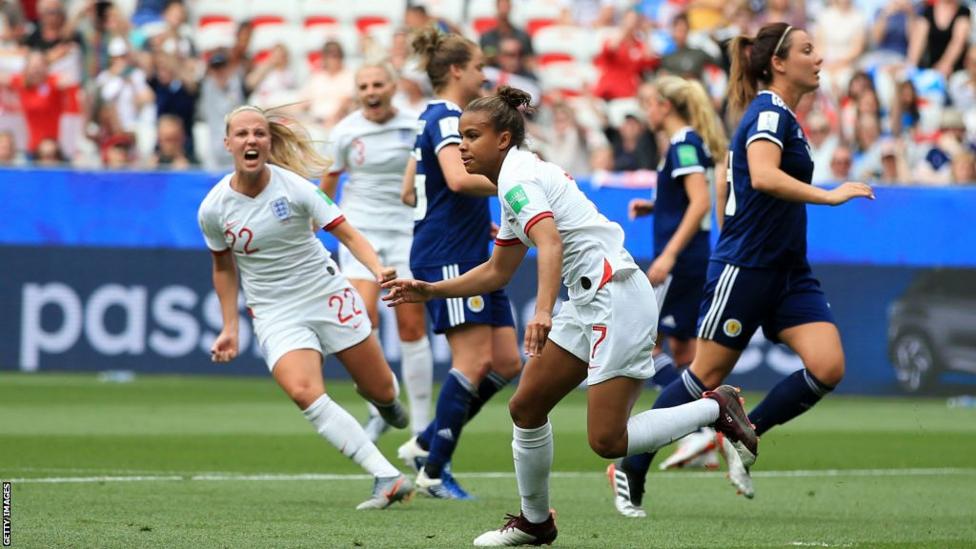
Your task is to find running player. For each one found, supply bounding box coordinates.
[198,105,413,510]
[612,22,875,507]
[321,62,433,440]
[397,29,522,500]
[610,75,728,517]
[383,87,758,546]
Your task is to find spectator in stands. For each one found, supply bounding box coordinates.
[754,0,806,32]
[913,109,968,185]
[889,80,920,138]
[877,137,911,184]
[490,37,538,81]
[908,0,971,78]
[951,150,976,184]
[483,37,541,103]
[559,0,617,28]
[148,51,197,159]
[23,0,85,72]
[815,0,867,98]
[389,28,411,72]
[0,128,23,165]
[79,0,132,78]
[592,10,656,100]
[808,111,839,185]
[828,143,853,183]
[299,40,354,130]
[230,20,253,74]
[4,50,70,156]
[605,112,658,172]
[948,44,976,114]
[86,95,132,160]
[404,4,461,35]
[660,12,715,79]
[865,0,914,69]
[246,44,296,108]
[199,48,246,169]
[480,0,534,70]
[146,113,194,169]
[131,0,170,26]
[838,71,874,142]
[147,1,195,59]
[95,37,154,137]
[101,132,135,168]
[852,111,883,180]
[530,100,609,177]
[33,136,65,165]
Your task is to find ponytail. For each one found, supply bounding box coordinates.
[654,76,727,160]
[411,27,476,93]
[726,22,797,119]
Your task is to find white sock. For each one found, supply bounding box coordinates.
[303,393,400,478]
[626,399,719,455]
[513,421,553,524]
[400,336,433,434]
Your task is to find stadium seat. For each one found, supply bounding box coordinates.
[512,0,561,35]
[532,25,583,65]
[299,0,345,28]
[193,0,239,27]
[347,1,405,33]
[538,61,596,97]
[195,21,236,52]
[249,23,294,64]
[467,0,499,35]
[248,0,300,26]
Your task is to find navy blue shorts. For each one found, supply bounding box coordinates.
[696,261,834,350]
[659,270,707,340]
[411,261,516,334]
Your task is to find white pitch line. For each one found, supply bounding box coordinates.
[4,468,975,485]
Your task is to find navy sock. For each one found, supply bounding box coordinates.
[621,369,707,478]
[465,371,508,421]
[749,369,834,437]
[650,353,680,388]
[416,372,509,451]
[424,369,475,478]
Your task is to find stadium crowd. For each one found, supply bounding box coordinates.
[0,0,973,184]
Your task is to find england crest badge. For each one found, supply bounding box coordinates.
[270,197,290,221]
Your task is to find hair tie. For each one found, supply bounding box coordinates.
[773,25,793,57]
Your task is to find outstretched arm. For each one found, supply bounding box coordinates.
[748,140,875,205]
[330,220,396,283]
[383,242,528,305]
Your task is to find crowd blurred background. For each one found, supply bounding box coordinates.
[0,0,973,185]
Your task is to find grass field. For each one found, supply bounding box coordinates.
[2,373,975,548]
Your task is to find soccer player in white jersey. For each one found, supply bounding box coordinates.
[321,62,434,441]
[382,87,759,546]
[198,105,414,510]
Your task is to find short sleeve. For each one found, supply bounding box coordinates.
[197,202,228,252]
[670,142,707,178]
[325,127,346,174]
[501,180,554,239]
[494,214,520,247]
[431,111,462,154]
[745,105,789,150]
[296,176,345,230]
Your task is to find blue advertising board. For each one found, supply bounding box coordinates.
[1,168,974,394]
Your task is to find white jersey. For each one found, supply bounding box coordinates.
[326,108,418,232]
[198,164,350,322]
[494,148,638,304]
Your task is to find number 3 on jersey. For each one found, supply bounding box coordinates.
[413,174,427,221]
[724,151,737,217]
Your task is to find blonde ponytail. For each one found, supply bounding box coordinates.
[225,105,331,180]
[654,76,727,160]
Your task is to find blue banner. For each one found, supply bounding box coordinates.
[1,168,974,266]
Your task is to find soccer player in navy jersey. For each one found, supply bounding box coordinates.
[610,22,875,510]
[397,28,522,500]
[610,75,728,517]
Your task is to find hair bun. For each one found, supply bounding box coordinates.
[496,86,532,111]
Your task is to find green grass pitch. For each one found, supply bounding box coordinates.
[2,373,975,548]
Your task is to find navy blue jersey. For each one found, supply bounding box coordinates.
[654,127,712,275]
[410,100,492,268]
[713,91,815,268]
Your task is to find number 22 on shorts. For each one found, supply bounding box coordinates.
[329,288,364,324]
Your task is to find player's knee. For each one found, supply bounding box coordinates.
[491,352,522,380]
[397,323,426,342]
[508,394,545,429]
[811,357,845,388]
[588,431,626,459]
[285,382,323,410]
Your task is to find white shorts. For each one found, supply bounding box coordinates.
[338,228,413,282]
[254,285,373,371]
[548,269,658,385]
